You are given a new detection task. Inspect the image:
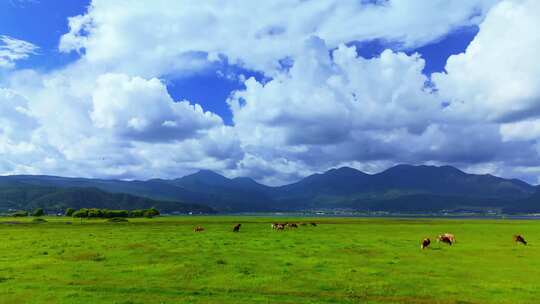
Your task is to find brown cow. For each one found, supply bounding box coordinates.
[233,223,241,232]
[271,223,281,229]
[194,226,204,232]
[421,238,431,249]
[437,233,455,245]
[310,222,317,227]
[514,234,527,245]
[272,223,286,230]
[287,223,298,229]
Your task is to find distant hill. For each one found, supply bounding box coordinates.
[0,164,538,213]
[273,165,535,210]
[0,185,215,213]
[503,186,540,213]
[171,170,274,211]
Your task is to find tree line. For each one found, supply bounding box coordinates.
[10,207,160,218]
[67,208,160,218]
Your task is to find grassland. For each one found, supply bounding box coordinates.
[0,216,539,304]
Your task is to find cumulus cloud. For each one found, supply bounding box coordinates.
[230,39,439,145]
[500,119,540,142]
[0,65,236,179]
[0,35,38,68]
[0,88,38,140]
[91,73,223,142]
[0,88,48,175]
[3,0,540,185]
[433,0,540,123]
[226,39,450,183]
[58,0,497,76]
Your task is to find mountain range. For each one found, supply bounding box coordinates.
[1,164,539,213]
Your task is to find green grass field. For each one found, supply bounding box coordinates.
[0,216,539,304]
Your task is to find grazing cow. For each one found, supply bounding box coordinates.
[287,223,298,229]
[437,233,455,245]
[272,223,286,230]
[194,226,204,232]
[272,223,283,230]
[310,222,317,227]
[300,223,308,226]
[514,234,527,245]
[233,223,241,232]
[421,238,431,249]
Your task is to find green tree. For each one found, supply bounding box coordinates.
[129,209,144,217]
[72,208,88,223]
[65,208,75,216]
[72,208,88,218]
[143,208,160,218]
[32,208,45,217]
[11,210,28,217]
[87,208,104,218]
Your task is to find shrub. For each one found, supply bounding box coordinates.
[65,208,75,216]
[143,208,160,218]
[87,208,104,218]
[32,208,45,217]
[129,209,144,217]
[11,210,28,217]
[69,208,157,219]
[103,210,129,218]
[72,208,88,218]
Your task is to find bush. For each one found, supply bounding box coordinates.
[65,208,75,216]
[103,210,129,218]
[11,210,28,217]
[129,209,144,217]
[143,208,160,218]
[87,208,104,218]
[70,208,157,219]
[32,208,45,217]
[72,208,88,218]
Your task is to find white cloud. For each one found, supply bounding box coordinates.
[58,0,497,77]
[0,88,37,140]
[0,88,48,175]
[4,0,540,185]
[0,64,238,180]
[433,0,540,123]
[500,119,540,142]
[91,73,223,142]
[0,35,38,68]
[227,39,443,177]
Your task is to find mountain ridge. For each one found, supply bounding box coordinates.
[1,164,538,213]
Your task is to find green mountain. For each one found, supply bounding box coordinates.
[0,164,538,213]
[503,187,540,213]
[171,170,274,211]
[273,165,535,210]
[0,185,214,213]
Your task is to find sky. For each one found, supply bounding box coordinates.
[1,0,540,186]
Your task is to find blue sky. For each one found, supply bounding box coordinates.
[0,0,87,70]
[1,0,539,185]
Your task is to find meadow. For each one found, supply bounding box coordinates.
[0,216,539,304]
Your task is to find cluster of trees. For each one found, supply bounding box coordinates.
[66,207,160,218]
[9,207,160,218]
[11,208,44,217]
